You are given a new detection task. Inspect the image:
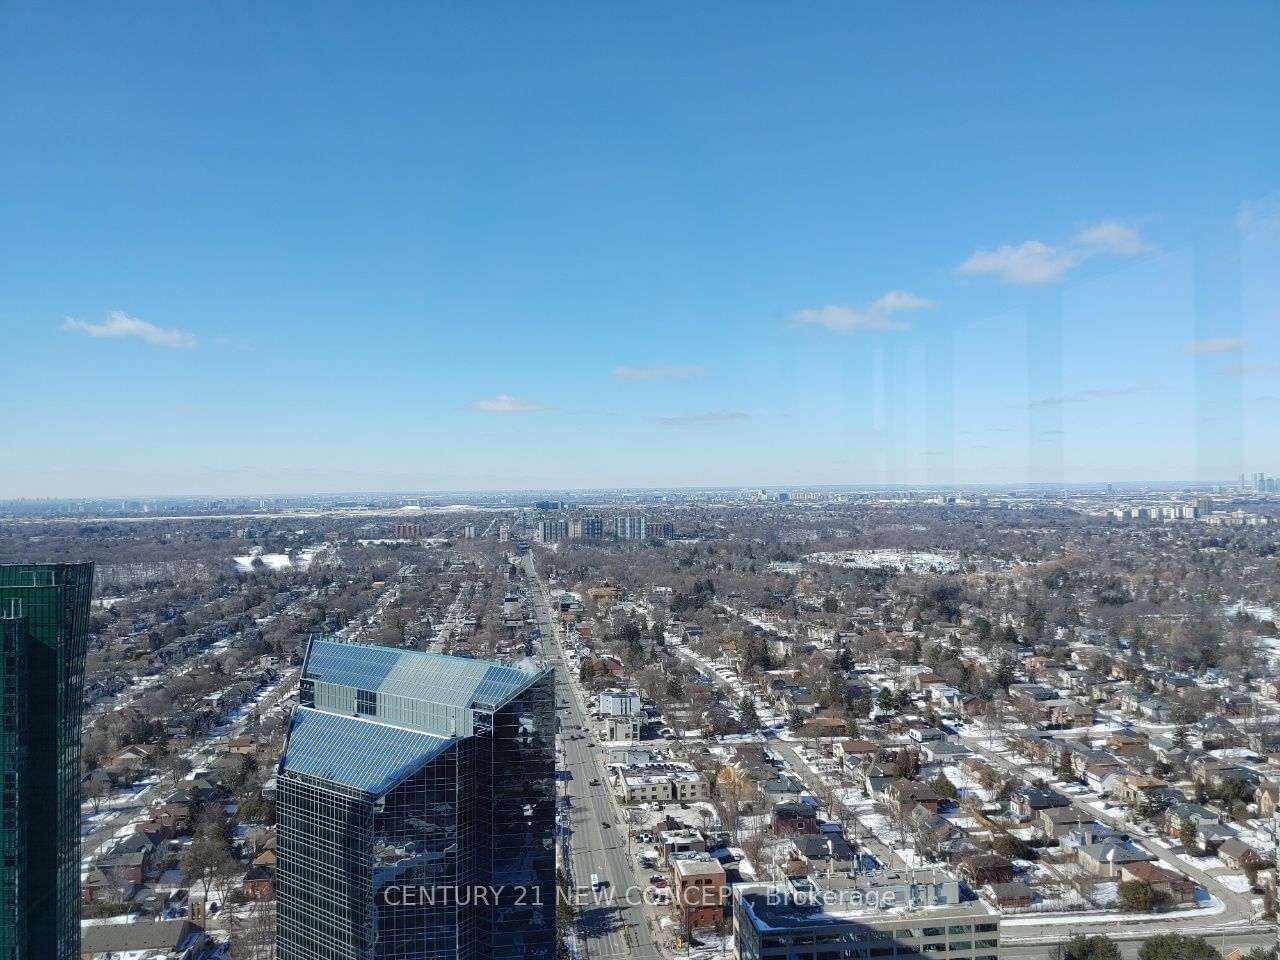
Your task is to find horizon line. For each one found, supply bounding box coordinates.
[0,479,1252,503]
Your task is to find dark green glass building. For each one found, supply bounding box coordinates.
[1,563,94,960]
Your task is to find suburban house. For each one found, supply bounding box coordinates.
[1119,861,1196,903]
[1039,807,1098,839]
[1009,785,1071,823]
[80,919,207,960]
[1166,802,1222,838]
[886,779,940,816]
[981,881,1035,907]
[1218,838,1259,870]
[772,801,819,835]
[1075,840,1155,878]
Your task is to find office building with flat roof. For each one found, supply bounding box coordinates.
[276,639,556,960]
[733,871,999,960]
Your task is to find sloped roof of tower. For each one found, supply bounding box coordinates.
[304,638,545,711]
[279,707,453,796]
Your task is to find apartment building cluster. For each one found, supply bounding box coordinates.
[1106,500,1273,526]
[535,514,675,543]
[1241,471,1278,493]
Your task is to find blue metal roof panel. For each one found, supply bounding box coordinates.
[304,639,542,711]
[279,707,454,796]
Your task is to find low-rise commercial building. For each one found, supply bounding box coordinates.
[673,855,728,927]
[617,770,710,804]
[733,872,999,960]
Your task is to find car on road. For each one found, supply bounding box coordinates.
[588,778,600,786]
[590,874,601,891]
[601,820,611,828]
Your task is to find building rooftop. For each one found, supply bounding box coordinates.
[302,638,550,737]
[80,919,205,958]
[305,638,543,711]
[673,856,726,878]
[735,871,996,929]
[279,707,453,796]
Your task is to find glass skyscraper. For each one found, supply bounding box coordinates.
[276,639,556,960]
[1,562,94,960]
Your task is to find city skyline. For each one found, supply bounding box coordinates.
[2,3,1279,497]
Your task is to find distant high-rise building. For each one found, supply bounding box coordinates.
[498,524,510,542]
[614,515,647,540]
[655,521,675,540]
[463,523,477,539]
[276,640,555,960]
[394,522,426,539]
[537,519,569,543]
[566,516,605,539]
[790,492,825,503]
[1,563,94,960]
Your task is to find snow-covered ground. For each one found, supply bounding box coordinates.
[1002,890,1227,926]
[1216,874,1253,894]
[1224,599,1278,623]
[805,549,962,574]
[1179,853,1224,871]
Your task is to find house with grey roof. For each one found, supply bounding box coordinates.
[80,919,207,960]
[1074,840,1155,877]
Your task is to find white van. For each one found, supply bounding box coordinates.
[589,874,601,891]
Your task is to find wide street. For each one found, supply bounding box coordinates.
[526,556,664,960]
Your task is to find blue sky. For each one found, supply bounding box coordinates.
[2,2,1278,496]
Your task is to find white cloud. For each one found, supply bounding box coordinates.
[1072,220,1154,255]
[659,410,747,426]
[872,290,933,312]
[465,394,549,413]
[958,240,1080,284]
[614,366,706,381]
[1183,337,1244,355]
[62,311,197,348]
[792,289,932,332]
[958,220,1153,284]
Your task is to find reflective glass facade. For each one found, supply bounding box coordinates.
[0,563,93,960]
[277,641,555,960]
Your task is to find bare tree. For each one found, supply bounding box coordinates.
[85,778,113,815]
[160,752,193,788]
[182,836,236,908]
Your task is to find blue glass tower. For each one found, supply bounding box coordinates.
[275,640,556,960]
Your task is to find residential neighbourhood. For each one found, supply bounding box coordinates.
[3,486,1279,958]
